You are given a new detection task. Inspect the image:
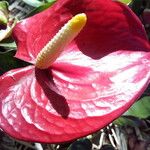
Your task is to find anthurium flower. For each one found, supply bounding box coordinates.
[0,0,150,143]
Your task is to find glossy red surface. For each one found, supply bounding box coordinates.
[0,0,150,143]
[13,0,150,63]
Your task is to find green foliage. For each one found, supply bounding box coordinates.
[0,50,29,75]
[124,96,150,119]
[115,96,150,127]
[0,1,9,24]
[118,0,132,5]
[114,116,144,127]
[0,41,16,49]
[23,0,44,7]
[26,0,56,17]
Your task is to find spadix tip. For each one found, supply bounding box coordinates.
[69,13,87,31]
[35,13,87,69]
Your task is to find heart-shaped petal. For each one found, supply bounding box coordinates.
[13,0,150,64]
[0,49,150,143]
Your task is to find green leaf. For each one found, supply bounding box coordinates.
[46,0,56,3]
[114,116,144,127]
[0,1,9,25]
[0,41,16,49]
[23,0,44,7]
[0,50,29,75]
[0,50,17,74]
[114,117,134,126]
[118,0,132,5]
[0,1,8,9]
[124,96,150,119]
[25,0,56,17]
